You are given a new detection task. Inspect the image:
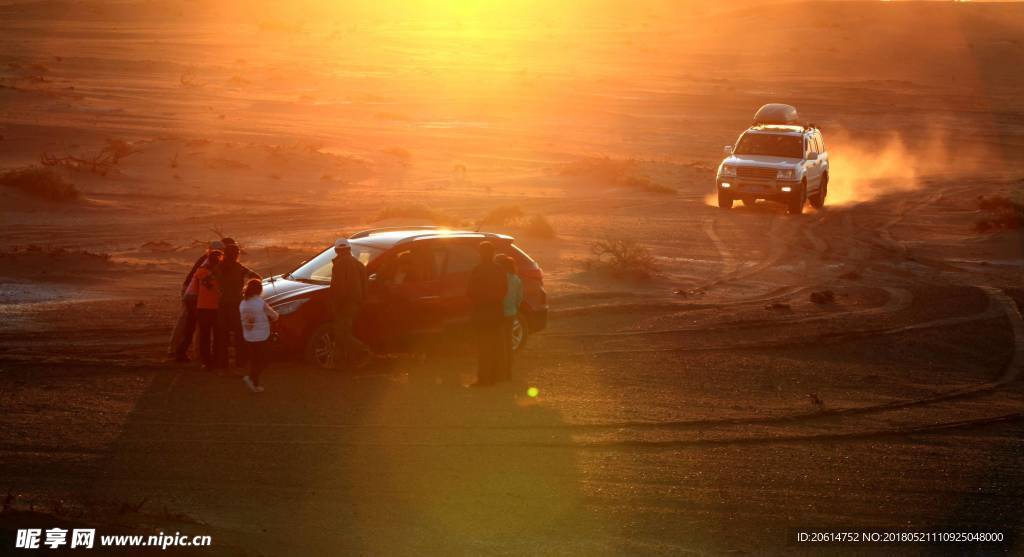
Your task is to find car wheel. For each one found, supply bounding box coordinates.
[303,322,335,369]
[741,196,756,206]
[718,190,733,209]
[511,313,529,352]
[787,180,806,215]
[809,173,828,209]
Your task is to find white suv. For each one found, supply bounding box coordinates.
[715,104,829,215]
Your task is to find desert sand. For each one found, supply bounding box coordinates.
[1,1,1023,554]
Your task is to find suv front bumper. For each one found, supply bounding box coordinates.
[717,177,800,198]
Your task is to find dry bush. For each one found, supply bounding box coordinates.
[479,205,525,227]
[525,214,556,239]
[560,156,634,181]
[374,204,457,226]
[477,206,556,238]
[589,237,657,278]
[0,166,78,201]
[560,156,674,194]
[40,138,139,176]
[975,195,1023,232]
[618,175,676,195]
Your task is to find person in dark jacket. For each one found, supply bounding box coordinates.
[167,240,224,362]
[214,242,260,370]
[330,238,370,370]
[466,241,507,387]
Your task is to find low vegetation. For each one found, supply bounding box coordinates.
[476,205,557,239]
[0,166,79,202]
[374,204,459,226]
[587,237,658,278]
[975,195,1023,232]
[524,214,556,239]
[559,156,675,194]
[40,138,139,176]
[479,205,525,227]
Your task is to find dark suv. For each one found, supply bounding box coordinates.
[261,227,548,368]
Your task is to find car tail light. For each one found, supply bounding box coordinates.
[509,243,543,284]
[520,265,543,284]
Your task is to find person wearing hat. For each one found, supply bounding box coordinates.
[329,238,370,369]
[167,239,225,363]
[214,241,261,370]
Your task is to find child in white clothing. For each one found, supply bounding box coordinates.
[238,279,278,392]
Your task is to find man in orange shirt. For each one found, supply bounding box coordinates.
[192,250,223,371]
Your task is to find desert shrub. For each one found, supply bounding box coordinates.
[40,138,139,176]
[560,156,633,180]
[560,156,674,194]
[589,238,657,278]
[0,166,78,201]
[479,205,525,227]
[618,175,676,195]
[374,204,456,225]
[525,214,556,239]
[975,195,1023,232]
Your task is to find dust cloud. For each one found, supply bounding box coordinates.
[704,127,992,208]
[825,127,990,206]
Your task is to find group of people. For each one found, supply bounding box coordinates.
[167,238,279,393]
[467,241,524,387]
[166,236,525,392]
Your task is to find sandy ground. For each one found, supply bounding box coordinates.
[1,1,1024,555]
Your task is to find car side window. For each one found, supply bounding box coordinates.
[443,242,481,275]
[805,136,815,158]
[391,246,444,285]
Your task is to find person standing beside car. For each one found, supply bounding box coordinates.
[193,249,223,371]
[214,242,260,370]
[330,238,370,370]
[167,240,224,363]
[467,241,507,387]
[497,254,523,382]
[239,278,278,393]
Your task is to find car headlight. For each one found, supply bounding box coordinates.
[720,165,737,177]
[272,298,309,316]
[776,168,796,180]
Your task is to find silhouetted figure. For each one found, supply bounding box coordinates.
[497,255,523,382]
[467,241,507,387]
[194,249,223,371]
[215,242,260,369]
[330,238,370,369]
[167,240,223,362]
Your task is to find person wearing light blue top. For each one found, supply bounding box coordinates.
[497,255,523,382]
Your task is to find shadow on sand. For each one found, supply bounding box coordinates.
[84,353,605,555]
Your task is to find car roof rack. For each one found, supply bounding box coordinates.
[349,226,446,239]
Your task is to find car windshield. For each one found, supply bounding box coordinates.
[287,243,383,283]
[734,133,804,159]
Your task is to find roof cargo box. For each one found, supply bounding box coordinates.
[753,104,799,126]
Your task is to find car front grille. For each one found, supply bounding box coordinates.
[737,167,777,180]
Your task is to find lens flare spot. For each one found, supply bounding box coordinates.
[526,387,540,398]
